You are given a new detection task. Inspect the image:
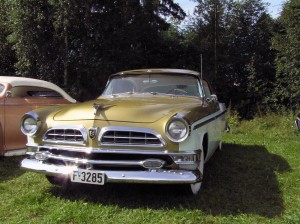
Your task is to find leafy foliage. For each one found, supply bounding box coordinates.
[0,0,16,75]
[4,0,186,100]
[0,0,298,117]
[272,0,300,110]
[187,0,276,118]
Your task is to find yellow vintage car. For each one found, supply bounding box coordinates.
[20,69,226,194]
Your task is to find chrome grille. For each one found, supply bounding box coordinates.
[100,129,165,147]
[43,126,87,145]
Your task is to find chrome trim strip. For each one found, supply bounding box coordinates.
[37,153,167,169]
[42,125,88,146]
[193,110,226,130]
[30,144,200,156]
[20,158,202,184]
[98,126,166,148]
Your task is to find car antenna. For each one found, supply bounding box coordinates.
[200,53,205,105]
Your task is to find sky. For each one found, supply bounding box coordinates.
[174,0,285,18]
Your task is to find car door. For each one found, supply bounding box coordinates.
[201,79,221,158]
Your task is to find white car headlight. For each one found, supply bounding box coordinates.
[166,116,189,142]
[20,112,41,136]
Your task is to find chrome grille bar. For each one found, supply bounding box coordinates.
[42,125,87,145]
[99,127,166,147]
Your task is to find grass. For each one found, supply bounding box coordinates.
[0,113,300,224]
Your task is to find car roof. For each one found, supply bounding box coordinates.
[117,68,200,77]
[0,76,76,103]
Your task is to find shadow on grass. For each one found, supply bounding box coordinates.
[49,143,291,218]
[0,156,25,182]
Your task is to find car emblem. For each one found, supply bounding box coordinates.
[88,128,98,139]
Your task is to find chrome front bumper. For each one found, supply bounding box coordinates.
[20,158,202,184]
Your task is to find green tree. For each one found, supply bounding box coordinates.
[0,0,16,75]
[188,0,275,117]
[49,0,185,99]
[184,0,232,80]
[225,0,275,117]
[272,0,300,110]
[7,0,185,100]
[8,0,61,82]
[183,0,241,104]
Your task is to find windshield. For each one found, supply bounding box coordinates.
[101,74,202,98]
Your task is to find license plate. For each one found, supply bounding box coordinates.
[71,169,105,185]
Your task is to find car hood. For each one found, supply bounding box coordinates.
[53,95,204,123]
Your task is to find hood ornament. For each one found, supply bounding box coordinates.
[93,103,114,115]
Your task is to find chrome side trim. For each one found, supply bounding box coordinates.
[193,110,226,130]
[98,126,166,148]
[42,125,88,146]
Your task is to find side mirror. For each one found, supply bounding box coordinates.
[5,91,12,98]
[211,94,218,101]
[206,94,218,102]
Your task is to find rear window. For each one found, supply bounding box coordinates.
[10,86,63,98]
[27,91,62,98]
[0,84,4,94]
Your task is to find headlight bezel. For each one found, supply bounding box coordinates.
[165,115,190,143]
[20,111,41,136]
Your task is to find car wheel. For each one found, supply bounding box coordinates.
[184,149,204,195]
[46,175,70,187]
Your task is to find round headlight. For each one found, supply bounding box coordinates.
[166,118,189,142]
[20,112,41,136]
